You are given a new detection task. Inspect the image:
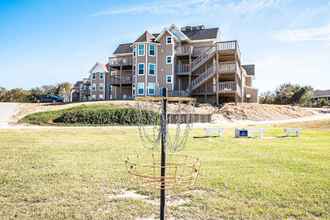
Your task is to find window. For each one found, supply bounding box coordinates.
[100,73,104,79]
[138,44,145,56]
[149,44,155,56]
[148,63,156,75]
[138,63,145,75]
[166,36,172,44]
[166,56,172,64]
[92,84,96,91]
[166,75,173,84]
[92,73,96,79]
[133,46,137,56]
[148,83,155,96]
[137,83,144,95]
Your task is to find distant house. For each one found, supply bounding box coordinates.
[313,90,330,102]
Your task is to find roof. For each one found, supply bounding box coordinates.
[134,31,155,43]
[182,27,219,41]
[112,25,220,55]
[155,25,190,42]
[314,90,330,98]
[89,62,108,74]
[242,65,255,76]
[113,43,133,54]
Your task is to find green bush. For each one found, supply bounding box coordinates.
[53,108,159,125]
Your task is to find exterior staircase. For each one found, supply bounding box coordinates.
[191,46,216,72]
[191,65,215,91]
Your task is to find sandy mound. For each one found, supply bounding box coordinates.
[218,103,316,121]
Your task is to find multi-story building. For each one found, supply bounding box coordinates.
[71,78,92,102]
[108,24,258,104]
[88,62,108,101]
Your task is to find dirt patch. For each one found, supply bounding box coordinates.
[107,189,191,207]
[218,103,316,121]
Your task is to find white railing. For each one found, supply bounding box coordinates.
[191,65,215,90]
[218,81,241,95]
[109,56,133,66]
[219,62,237,73]
[175,45,192,55]
[175,64,190,74]
[216,41,241,60]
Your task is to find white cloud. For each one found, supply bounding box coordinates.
[273,24,330,42]
[91,0,284,16]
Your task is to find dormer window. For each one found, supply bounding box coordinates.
[166,36,172,44]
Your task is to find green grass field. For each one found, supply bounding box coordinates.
[0,121,329,219]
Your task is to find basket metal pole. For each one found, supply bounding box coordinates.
[160,87,167,220]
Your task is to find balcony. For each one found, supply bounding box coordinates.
[109,56,133,66]
[218,81,241,96]
[175,45,192,56]
[175,64,190,75]
[216,41,241,59]
[109,75,133,85]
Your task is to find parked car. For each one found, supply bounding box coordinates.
[36,95,64,103]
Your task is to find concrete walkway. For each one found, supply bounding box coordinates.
[0,103,19,128]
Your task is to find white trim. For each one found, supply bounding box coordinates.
[137,82,145,96]
[148,63,156,75]
[166,56,173,64]
[166,36,173,45]
[113,53,132,57]
[138,63,145,75]
[191,39,217,43]
[166,75,173,84]
[155,29,179,42]
[137,43,145,56]
[147,82,156,96]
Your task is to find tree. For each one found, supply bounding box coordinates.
[57,82,72,102]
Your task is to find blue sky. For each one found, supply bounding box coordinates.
[0,0,329,92]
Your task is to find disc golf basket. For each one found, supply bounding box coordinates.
[125,88,200,219]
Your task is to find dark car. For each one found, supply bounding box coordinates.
[36,95,64,103]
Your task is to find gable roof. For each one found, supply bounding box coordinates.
[314,90,330,98]
[182,27,219,41]
[113,43,133,54]
[134,31,155,43]
[89,62,108,74]
[242,65,255,76]
[155,25,190,42]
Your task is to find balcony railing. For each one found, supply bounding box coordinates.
[175,45,192,55]
[218,81,241,95]
[109,75,133,84]
[216,41,241,59]
[219,62,239,73]
[175,64,190,75]
[109,56,133,66]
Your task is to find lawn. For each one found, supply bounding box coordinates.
[0,122,329,219]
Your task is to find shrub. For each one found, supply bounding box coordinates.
[53,108,159,125]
